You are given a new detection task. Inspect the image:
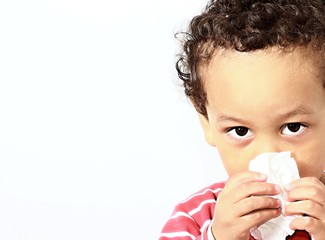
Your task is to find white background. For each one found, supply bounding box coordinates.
[0,1,227,239]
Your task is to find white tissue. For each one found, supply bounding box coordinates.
[248,152,300,240]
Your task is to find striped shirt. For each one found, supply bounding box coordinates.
[159,182,311,240]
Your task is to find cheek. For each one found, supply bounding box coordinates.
[218,149,250,176]
[293,146,325,178]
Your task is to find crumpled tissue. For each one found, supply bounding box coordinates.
[248,151,300,240]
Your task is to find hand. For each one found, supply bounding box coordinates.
[284,176,325,240]
[211,171,282,240]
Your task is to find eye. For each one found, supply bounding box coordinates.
[281,123,306,136]
[227,127,253,140]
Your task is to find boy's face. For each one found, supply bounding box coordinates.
[199,48,325,180]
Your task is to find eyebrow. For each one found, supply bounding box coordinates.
[216,115,248,123]
[216,107,314,123]
[279,107,314,118]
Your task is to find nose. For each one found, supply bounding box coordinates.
[252,136,283,157]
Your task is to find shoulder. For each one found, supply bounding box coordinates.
[160,182,226,239]
[178,182,226,207]
[173,181,226,218]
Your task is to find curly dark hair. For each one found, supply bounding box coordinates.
[176,0,325,118]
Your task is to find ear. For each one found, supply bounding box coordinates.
[198,113,216,147]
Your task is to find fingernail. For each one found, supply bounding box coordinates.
[276,199,282,207]
[257,173,268,180]
[276,207,282,216]
[274,184,282,193]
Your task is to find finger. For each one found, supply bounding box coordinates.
[284,200,325,220]
[226,171,268,187]
[285,177,325,206]
[241,207,282,231]
[287,176,324,189]
[221,172,275,204]
[290,216,325,238]
[229,181,281,204]
[236,196,282,217]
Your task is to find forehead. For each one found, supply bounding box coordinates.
[201,48,325,119]
[202,47,323,89]
[201,47,325,85]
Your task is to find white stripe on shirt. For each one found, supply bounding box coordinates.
[179,188,223,204]
[159,231,196,240]
[200,219,212,233]
[170,211,194,220]
[189,199,216,216]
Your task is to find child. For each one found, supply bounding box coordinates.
[160,0,325,240]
